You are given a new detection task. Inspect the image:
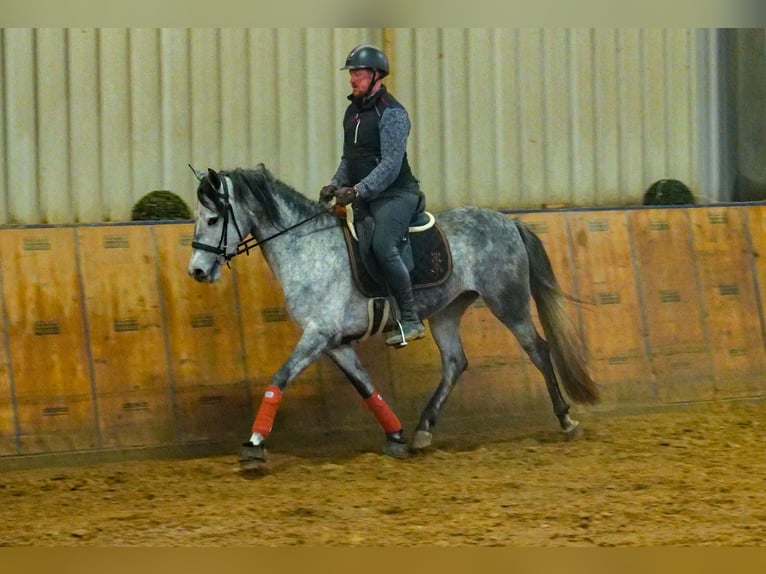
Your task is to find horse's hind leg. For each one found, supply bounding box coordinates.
[486,297,580,435]
[412,292,477,450]
[324,345,409,459]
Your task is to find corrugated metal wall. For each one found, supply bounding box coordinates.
[0,28,705,225]
[393,28,701,209]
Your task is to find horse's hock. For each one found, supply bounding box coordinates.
[1,204,766,461]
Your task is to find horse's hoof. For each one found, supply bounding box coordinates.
[382,439,409,459]
[239,443,267,470]
[411,430,433,450]
[562,419,583,440]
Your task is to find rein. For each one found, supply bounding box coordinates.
[190,166,334,263]
[233,205,334,258]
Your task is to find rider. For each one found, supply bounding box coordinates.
[320,44,425,346]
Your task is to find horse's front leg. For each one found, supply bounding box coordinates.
[239,328,331,469]
[324,346,408,459]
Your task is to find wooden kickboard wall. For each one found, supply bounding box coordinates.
[1,204,765,459]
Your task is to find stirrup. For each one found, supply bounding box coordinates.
[385,320,425,347]
[390,320,410,348]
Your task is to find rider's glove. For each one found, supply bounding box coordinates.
[319,185,337,202]
[335,186,358,206]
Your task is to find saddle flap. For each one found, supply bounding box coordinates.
[340,215,453,299]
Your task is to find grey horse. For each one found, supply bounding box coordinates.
[187,165,598,469]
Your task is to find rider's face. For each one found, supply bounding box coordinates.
[349,69,375,97]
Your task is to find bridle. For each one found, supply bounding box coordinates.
[189,165,333,264]
[190,170,246,264]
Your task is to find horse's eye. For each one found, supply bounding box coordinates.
[207,216,219,226]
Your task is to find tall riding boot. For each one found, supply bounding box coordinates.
[386,288,425,346]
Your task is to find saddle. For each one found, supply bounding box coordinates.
[338,197,453,299]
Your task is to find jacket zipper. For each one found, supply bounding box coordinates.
[354,114,360,144]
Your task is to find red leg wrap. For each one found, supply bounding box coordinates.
[251,385,283,438]
[363,391,402,434]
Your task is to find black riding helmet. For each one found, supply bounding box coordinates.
[340,44,389,78]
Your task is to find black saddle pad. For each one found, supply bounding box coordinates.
[341,223,453,298]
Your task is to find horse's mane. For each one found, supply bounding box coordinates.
[197,164,318,229]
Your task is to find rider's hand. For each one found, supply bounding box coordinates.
[319,185,337,202]
[335,186,358,206]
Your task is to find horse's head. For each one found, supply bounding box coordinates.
[187,166,246,283]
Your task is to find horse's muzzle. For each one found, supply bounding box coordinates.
[188,262,220,283]
[189,267,207,281]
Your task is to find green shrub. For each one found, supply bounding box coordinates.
[642,179,695,206]
[131,190,192,221]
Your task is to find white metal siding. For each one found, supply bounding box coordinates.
[393,28,701,210]
[1,28,705,224]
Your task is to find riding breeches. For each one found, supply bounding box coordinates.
[365,189,420,297]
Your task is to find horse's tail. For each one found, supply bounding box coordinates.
[514,219,599,404]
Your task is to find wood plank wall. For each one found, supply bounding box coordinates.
[1,204,765,459]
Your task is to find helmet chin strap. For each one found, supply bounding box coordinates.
[364,70,380,100]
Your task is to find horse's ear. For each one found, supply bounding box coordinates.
[207,168,221,190]
[188,164,205,181]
